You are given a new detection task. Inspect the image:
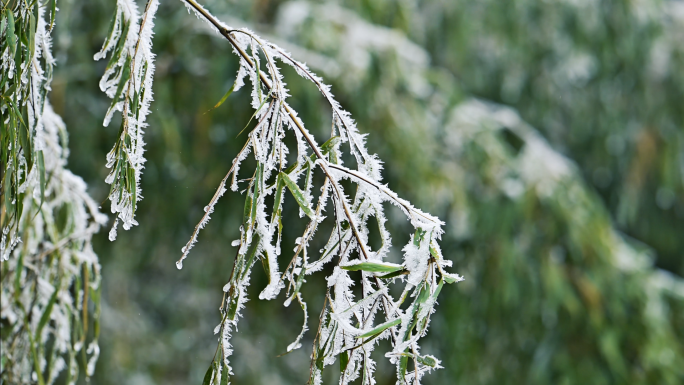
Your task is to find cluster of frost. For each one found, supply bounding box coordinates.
[94,0,159,240]
[176,1,463,384]
[1,2,106,383]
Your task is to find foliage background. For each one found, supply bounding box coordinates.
[40,0,684,383]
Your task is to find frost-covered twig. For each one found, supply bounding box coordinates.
[1,2,106,382]
[176,1,463,384]
[94,0,159,240]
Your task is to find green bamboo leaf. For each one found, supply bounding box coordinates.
[205,78,237,114]
[358,318,401,339]
[428,243,440,260]
[0,14,6,42]
[417,354,438,368]
[49,0,57,30]
[320,136,341,154]
[106,55,131,115]
[240,233,261,280]
[28,12,35,60]
[399,352,409,381]
[340,350,349,373]
[201,362,215,385]
[280,172,315,219]
[341,261,403,273]
[36,276,62,337]
[105,20,129,70]
[442,272,463,284]
[249,163,262,228]
[286,266,307,304]
[242,192,252,226]
[13,251,24,299]
[378,268,409,279]
[37,150,45,208]
[236,97,269,137]
[413,228,427,246]
[270,175,284,221]
[307,136,340,163]
[219,363,229,385]
[261,250,272,283]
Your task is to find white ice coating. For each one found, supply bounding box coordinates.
[95,0,159,240]
[173,1,462,383]
[1,5,106,381]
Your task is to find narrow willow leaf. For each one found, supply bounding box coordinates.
[236,97,269,137]
[201,362,215,385]
[306,136,340,164]
[36,276,61,338]
[227,290,241,321]
[219,364,229,385]
[378,268,409,279]
[240,233,261,280]
[280,172,315,218]
[399,352,409,381]
[341,262,403,273]
[37,150,45,208]
[358,318,401,339]
[340,350,349,373]
[417,355,438,367]
[28,13,35,60]
[428,243,440,260]
[13,251,24,299]
[49,0,56,30]
[271,175,284,221]
[205,78,237,114]
[5,11,15,57]
[442,271,464,284]
[319,136,341,154]
[106,55,131,117]
[249,163,262,228]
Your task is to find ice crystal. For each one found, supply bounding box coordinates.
[94,0,160,239]
[175,1,463,383]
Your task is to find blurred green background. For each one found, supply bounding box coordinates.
[48,0,683,384]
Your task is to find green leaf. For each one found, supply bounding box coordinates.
[242,192,252,226]
[236,97,269,137]
[341,262,403,273]
[13,251,24,299]
[240,233,261,280]
[442,272,463,284]
[378,268,409,279]
[100,9,119,49]
[226,290,241,321]
[106,55,131,115]
[36,275,62,338]
[37,150,45,208]
[413,228,427,246]
[205,78,237,114]
[417,355,438,367]
[340,350,349,373]
[358,318,401,339]
[320,136,341,154]
[428,243,441,260]
[399,352,409,381]
[249,163,262,228]
[219,363,229,385]
[270,175,284,221]
[49,0,57,30]
[201,362,214,385]
[280,172,315,218]
[307,136,341,164]
[28,12,35,60]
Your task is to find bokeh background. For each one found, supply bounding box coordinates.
[47,0,684,384]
